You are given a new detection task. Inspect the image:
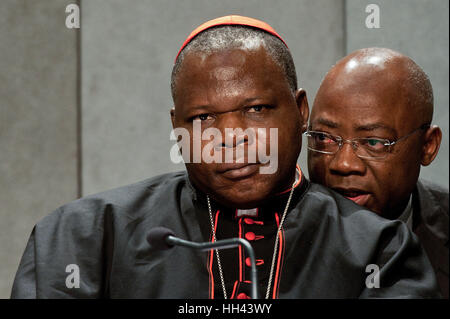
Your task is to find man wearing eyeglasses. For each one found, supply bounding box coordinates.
[307,47,449,298]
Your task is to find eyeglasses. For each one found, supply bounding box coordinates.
[304,123,430,159]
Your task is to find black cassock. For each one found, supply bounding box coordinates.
[11,171,440,298]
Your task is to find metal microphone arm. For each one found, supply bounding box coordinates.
[166,235,259,299]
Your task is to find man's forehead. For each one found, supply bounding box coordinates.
[175,50,280,109]
[329,66,399,95]
[211,66,240,81]
[180,48,277,86]
[312,89,385,119]
[313,116,396,133]
[187,46,267,69]
[198,49,250,73]
[311,108,398,134]
[316,72,407,115]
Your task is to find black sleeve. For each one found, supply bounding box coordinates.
[359,220,441,298]
[10,200,114,299]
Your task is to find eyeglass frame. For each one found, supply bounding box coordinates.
[304,123,431,159]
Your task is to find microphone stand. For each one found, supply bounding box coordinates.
[166,236,259,299]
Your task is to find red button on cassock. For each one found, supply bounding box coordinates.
[244,232,264,241]
[237,293,250,299]
[244,218,263,225]
[245,232,256,241]
[246,257,264,267]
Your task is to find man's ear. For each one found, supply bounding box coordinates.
[421,125,442,166]
[295,88,310,133]
[170,107,176,128]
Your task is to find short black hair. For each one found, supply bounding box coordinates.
[171,25,298,100]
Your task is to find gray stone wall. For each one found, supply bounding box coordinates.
[0,0,79,298]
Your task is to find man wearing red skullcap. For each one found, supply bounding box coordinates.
[11,16,440,299]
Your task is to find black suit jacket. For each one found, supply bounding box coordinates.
[413,179,449,298]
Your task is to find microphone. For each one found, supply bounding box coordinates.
[147,226,259,299]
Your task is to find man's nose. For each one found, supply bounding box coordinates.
[216,113,248,148]
[328,142,366,176]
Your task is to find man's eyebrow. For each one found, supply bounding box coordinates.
[185,104,212,113]
[354,123,396,134]
[186,97,266,114]
[242,97,264,104]
[312,118,339,128]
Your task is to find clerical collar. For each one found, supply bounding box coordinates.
[398,195,413,231]
[235,166,301,218]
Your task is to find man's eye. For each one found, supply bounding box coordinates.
[364,138,386,149]
[315,133,334,144]
[247,105,266,113]
[192,114,212,121]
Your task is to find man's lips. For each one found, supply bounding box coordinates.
[332,188,371,207]
[217,163,260,179]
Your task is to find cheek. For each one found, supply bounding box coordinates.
[254,127,278,162]
[377,149,421,188]
[370,166,393,190]
[366,162,405,207]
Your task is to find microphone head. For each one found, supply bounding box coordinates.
[147,227,176,250]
